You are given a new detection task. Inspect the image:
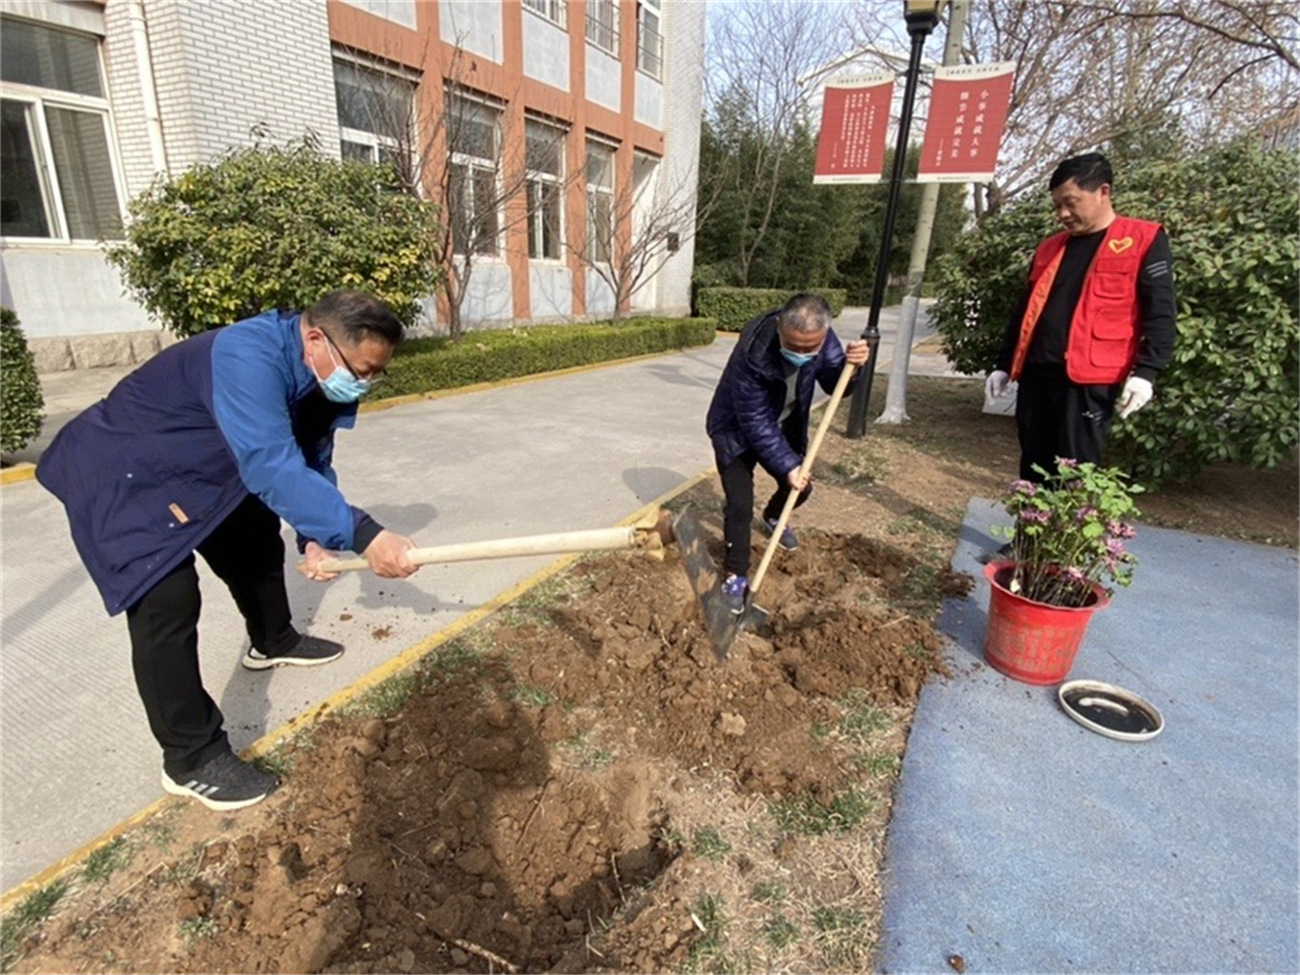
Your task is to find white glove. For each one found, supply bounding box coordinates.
[985,370,1010,402]
[1117,376,1153,420]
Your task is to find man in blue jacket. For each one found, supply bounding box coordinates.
[38,290,419,811]
[706,293,869,611]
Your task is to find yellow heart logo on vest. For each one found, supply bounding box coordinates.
[1108,237,1134,254]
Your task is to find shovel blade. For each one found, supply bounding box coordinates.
[672,506,767,660]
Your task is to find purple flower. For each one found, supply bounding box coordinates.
[1105,538,1125,557]
[1010,479,1037,497]
[1068,479,1085,491]
[1074,504,1098,524]
[1063,566,1087,585]
[1019,509,1050,524]
[1058,458,1079,469]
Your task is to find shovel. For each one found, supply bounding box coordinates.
[682,358,860,659]
[313,508,674,573]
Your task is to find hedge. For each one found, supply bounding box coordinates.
[696,288,848,332]
[1,307,44,455]
[376,316,717,400]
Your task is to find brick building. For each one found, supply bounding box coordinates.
[0,0,706,370]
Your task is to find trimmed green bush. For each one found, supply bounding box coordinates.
[1,307,44,456]
[696,287,848,332]
[377,317,717,399]
[931,138,1299,486]
[105,135,442,338]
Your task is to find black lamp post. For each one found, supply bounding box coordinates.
[846,0,945,439]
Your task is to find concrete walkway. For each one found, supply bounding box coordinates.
[0,306,943,894]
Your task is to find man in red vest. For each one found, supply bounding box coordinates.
[984,152,1177,483]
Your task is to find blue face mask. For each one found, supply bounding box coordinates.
[313,337,374,403]
[780,348,818,368]
[319,366,372,403]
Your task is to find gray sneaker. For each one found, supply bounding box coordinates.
[162,751,277,811]
[243,634,344,671]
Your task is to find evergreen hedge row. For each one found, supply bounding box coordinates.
[376,316,717,400]
[0,307,44,456]
[696,288,848,332]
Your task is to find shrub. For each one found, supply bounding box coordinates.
[931,138,1299,485]
[105,134,442,338]
[377,317,717,399]
[696,287,848,332]
[1,307,44,455]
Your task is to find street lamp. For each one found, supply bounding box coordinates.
[846,0,946,438]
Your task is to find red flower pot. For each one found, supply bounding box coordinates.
[983,561,1111,685]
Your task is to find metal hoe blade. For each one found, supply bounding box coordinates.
[672,506,769,659]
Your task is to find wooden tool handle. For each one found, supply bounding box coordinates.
[749,360,858,595]
[320,525,643,573]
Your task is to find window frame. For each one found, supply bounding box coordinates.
[585,138,617,265]
[525,117,567,263]
[522,0,568,30]
[332,53,420,189]
[446,90,504,259]
[585,0,619,56]
[636,0,663,79]
[0,18,127,246]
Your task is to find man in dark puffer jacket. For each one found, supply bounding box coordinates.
[706,293,869,611]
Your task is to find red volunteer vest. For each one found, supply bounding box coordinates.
[1010,215,1161,384]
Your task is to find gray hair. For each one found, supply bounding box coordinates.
[777,293,833,335]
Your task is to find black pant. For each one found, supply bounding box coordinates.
[718,450,812,577]
[126,494,298,777]
[1015,364,1120,484]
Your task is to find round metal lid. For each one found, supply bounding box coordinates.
[1058,680,1164,742]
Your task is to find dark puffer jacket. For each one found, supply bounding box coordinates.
[706,309,854,480]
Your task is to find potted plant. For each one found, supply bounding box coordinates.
[984,458,1143,684]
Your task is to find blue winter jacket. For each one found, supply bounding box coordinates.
[37,309,381,616]
[706,309,856,480]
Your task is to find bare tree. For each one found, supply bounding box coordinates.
[334,39,580,339]
[568,148,698,322]
[847,0,1299,214]
[701,1,854,285]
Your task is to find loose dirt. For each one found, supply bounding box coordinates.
[8,377,1294,975]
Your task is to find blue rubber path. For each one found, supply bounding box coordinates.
[879,498,1299,974]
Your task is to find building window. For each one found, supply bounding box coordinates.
[586,140,616,264]
[447,92,501,257]
[333,57,418,189]
[636,0,663,78]
[525,119,565,261]
[585,0,619,55]
[522,0,567,29]
[0,17,123,242]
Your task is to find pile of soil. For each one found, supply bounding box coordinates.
[11,522,967,975]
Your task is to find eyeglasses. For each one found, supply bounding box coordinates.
[320,329,387,385]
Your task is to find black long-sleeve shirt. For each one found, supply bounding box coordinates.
[995,226,1177,382]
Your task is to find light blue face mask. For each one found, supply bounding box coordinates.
[780,347,818,368]
[319,366,372,403]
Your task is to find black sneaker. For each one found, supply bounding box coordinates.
[243,634,344,671]
[162,751,277,811]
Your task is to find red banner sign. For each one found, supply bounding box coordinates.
[813,74,895,184]
[917,62,1015,182]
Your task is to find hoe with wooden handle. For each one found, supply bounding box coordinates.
[312,508,675,574]
[675,357,860,660]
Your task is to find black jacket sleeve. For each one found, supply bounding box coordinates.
[1133,228,1177,381]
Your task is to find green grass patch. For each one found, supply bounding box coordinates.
[691,826,732,862]
[341,672,416,718]
[750,880,787,904]
[855,752,902,777]
[838,690,892,744]
[82,837,129,885]
[769,787,874,838]
[812,906,870,967]
[684,892,748,974]
[1,879,68,970]
[762,913,800,950]
[508,684,555,708]
[178,915,218,948]
[559,731,614,772]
